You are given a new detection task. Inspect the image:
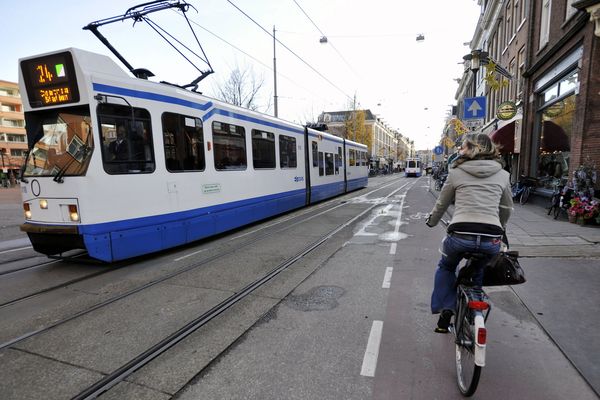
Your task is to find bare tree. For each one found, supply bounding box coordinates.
[213,64,271,112]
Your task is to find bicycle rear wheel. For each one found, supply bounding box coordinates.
[455,304,482,396]
[520,186,531,205]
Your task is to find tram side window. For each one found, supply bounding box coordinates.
[318,152,324,176]
[325,153,334,175]
[349,149,356,166]
[312,141,318,167]
[334,154,340,175]
[252,129,275,169]
[98,104,154,174]
[213,121,247,170]
[279,135,297,168]
[162,113,205,172]
[338,147,343,168]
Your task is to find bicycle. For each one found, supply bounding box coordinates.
[451,252,492,396]
[434,173,447,191]
[512,175,537,205]
[547,183,573,220]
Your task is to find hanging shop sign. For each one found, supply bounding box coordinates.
[496,101,517,120]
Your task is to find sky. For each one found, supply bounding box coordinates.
[0,0,481,150]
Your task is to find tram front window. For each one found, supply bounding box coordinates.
[23,106,93,178]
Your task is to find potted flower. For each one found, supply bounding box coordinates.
[568,197,586,223]
[569,196,599,224]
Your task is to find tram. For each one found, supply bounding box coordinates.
[17,48,368,262]
[404,158,423,177]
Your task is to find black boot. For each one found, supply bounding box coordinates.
[434,310,453,333]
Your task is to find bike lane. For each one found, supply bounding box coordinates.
[372,180,598,399]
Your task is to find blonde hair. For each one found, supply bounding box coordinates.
[453,133,502,166]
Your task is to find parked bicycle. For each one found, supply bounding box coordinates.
[547,182,574,219]
[434,173,448,191]
[512,175,538,205]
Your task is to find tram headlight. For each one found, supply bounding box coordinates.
[68,204,80,222]
[39,199,48,209]
[23,203,32,219]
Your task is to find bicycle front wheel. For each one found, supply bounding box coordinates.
[455,308,482,396]
[520,186,531,205]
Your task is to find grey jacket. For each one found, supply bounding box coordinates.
[428,159,513,229]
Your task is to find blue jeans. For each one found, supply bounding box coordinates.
[431,234,501,314]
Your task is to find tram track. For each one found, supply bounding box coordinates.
[72,178,413,399]
[0,177,407,353]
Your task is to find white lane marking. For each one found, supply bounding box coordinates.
[361,320,384,377]
[382,267,393,288]
[174,248,208,262]
[0,246,33,255]
[389,243,397,255]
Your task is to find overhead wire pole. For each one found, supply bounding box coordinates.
[273,25,278,117]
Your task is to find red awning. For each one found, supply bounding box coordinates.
[541,120,570,152]
[490,121,515,154]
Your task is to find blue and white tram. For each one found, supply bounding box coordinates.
[17,48,368,262]
[404,158,423,177]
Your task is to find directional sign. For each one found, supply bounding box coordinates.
[463,96,486,120]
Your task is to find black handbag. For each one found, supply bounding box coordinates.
[483,250,526,286]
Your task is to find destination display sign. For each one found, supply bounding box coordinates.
[20,52,80,108]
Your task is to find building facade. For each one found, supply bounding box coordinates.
[454,0,600,196]
[317,110,414,171]
[520,0,600,193]
[0,80,27,185]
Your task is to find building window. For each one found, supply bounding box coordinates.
[565,0,577,20]
[505,1,513,44]
[517,46,526,100]
[534,70,578,188]
[539,0,551,48]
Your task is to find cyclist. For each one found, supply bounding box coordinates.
[425,133,513,333]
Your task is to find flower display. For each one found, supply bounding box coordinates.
[569,196,600,219]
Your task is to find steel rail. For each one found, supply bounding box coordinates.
[73,180,412,399]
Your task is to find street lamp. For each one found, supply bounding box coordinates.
[463,49,488,97]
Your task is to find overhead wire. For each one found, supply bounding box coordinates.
[173,10,329,103]
[291,0,361,79]
[225,0,354,102]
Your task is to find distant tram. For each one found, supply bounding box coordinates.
[405,158,422,177]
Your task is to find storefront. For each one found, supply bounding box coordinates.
[529,47,582,191]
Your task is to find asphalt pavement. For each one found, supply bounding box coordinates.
[1,180,599,396]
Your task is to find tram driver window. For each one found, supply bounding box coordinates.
[213,121,247,170]
[162,113,205,172]
[98,104,154,174]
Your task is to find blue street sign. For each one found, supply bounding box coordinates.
[463,96,486,120]
[433,145,443,155]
